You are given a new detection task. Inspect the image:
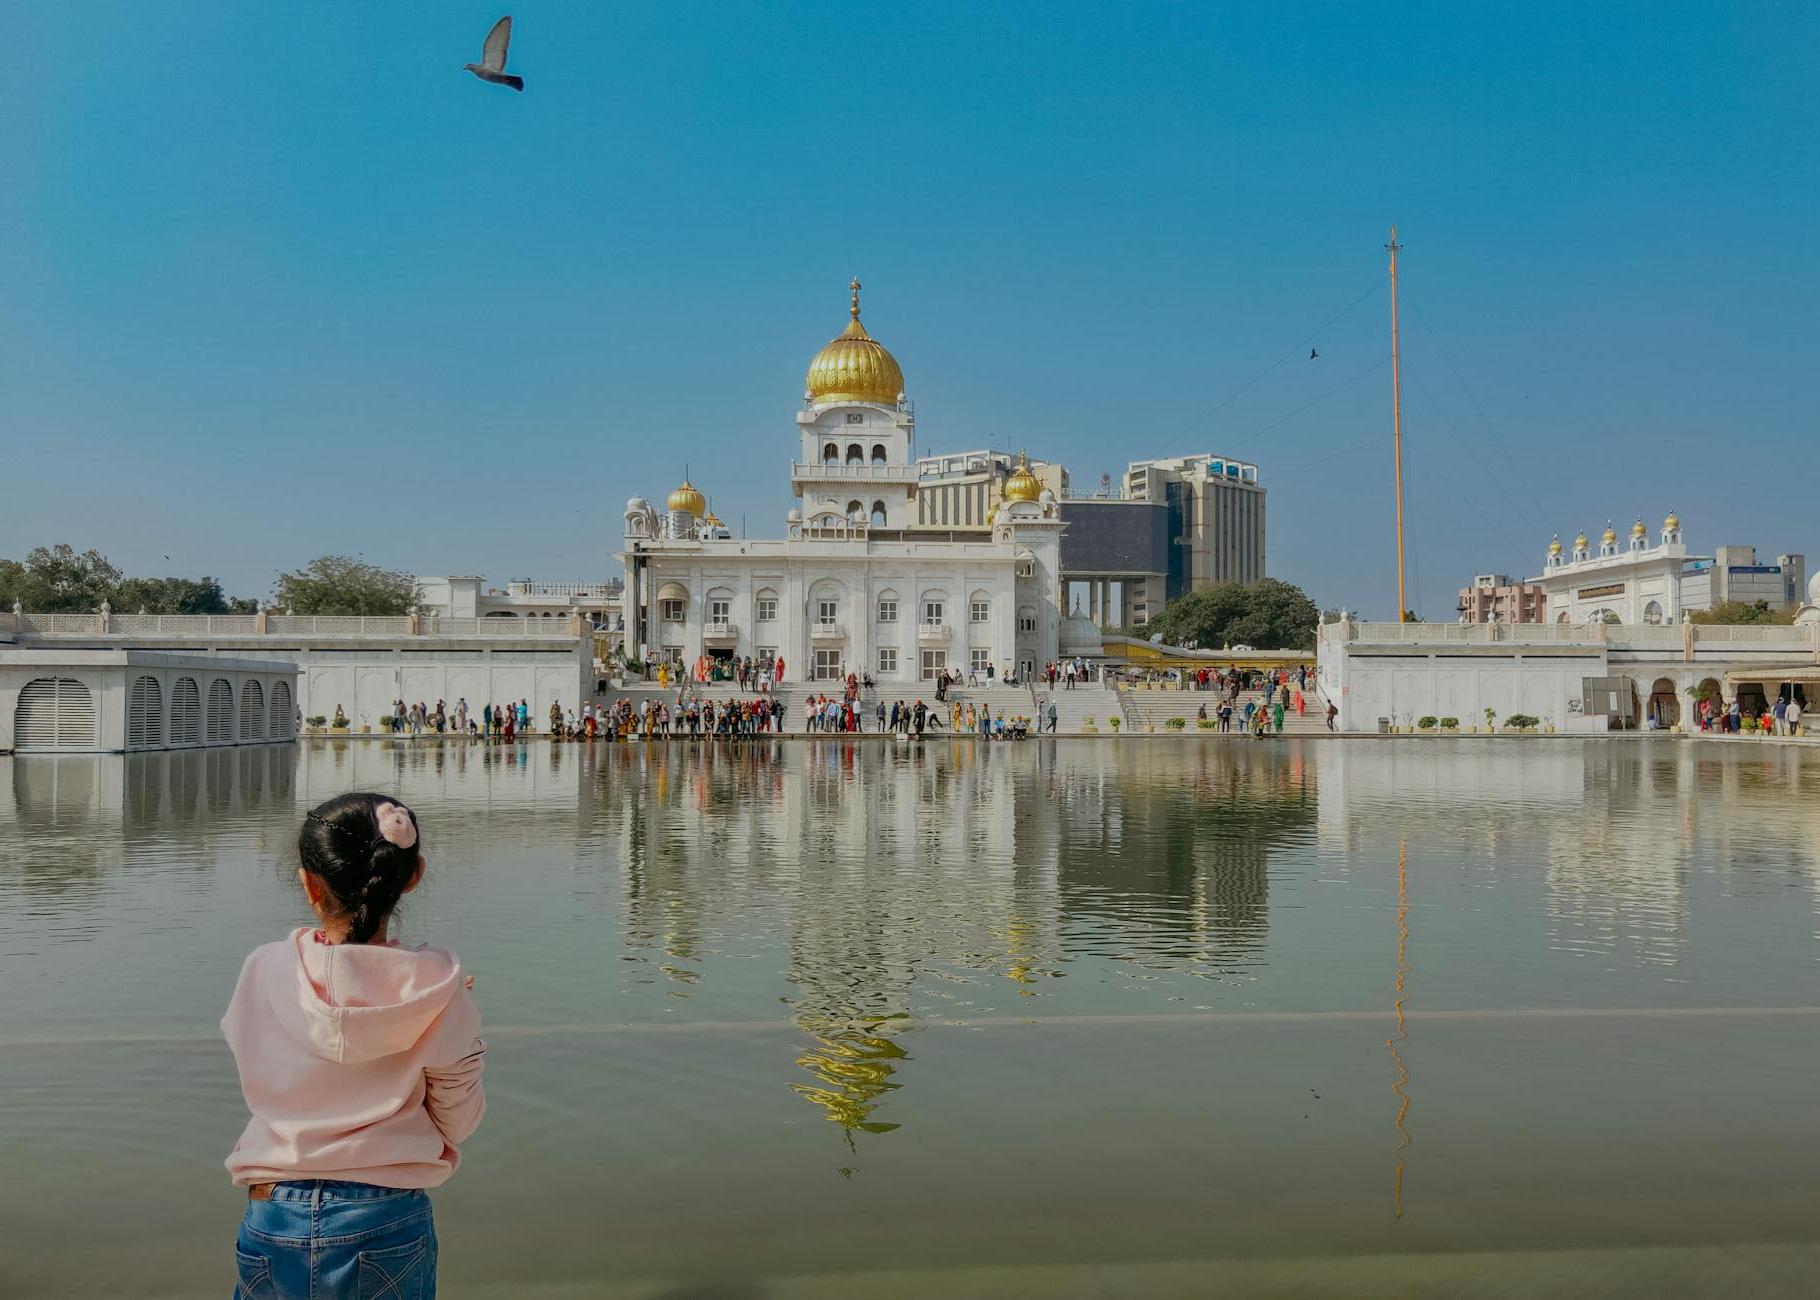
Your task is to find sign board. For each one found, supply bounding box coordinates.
[1576,583,1626,600]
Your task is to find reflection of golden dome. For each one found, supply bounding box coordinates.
[667,480,705,516]
[1601,522,1618,545]
[1003,452,1042,503]
[1573,531,1589,550]
[805,279,905,406]
[1664,511,1680,532]
[1548,535,1563,556]
[1630,518,1647,538]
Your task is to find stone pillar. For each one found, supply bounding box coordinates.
[254,608,269,635]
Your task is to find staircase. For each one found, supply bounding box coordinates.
[1117,683,1331,736]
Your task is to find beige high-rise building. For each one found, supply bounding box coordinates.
[1122,454,1266,588]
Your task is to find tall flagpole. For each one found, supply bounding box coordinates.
[1388,226,1408,622]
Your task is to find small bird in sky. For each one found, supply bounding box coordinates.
[1310,348,1319,360]
[464,16,523,91]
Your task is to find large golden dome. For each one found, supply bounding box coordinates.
[1003,452,1042,503]
[805,279,905,406]
[667,479,705,516]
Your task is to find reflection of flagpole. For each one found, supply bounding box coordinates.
[1388,840,1411,1218]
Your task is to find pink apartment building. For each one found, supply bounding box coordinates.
[1457,573,1547,623]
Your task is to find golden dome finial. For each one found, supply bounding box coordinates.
[1601,520,1617,545]
[1003,451,1042,503]
[1548,535,1563,556]
[667,478,705,517]
[1664,509,1680,532]
[806,278,905,405]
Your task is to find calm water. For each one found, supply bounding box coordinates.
[5,738,1820,1298]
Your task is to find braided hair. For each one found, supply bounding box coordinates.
[298,793,421,944]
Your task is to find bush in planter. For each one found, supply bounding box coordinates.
[305,715,327,728]
[1439,717,1459,730]
[1417,716,1438,731]
[1196,718,1217,730]
[1505,713,1540,730]
[1109,717,1121,731]
[1165,717,1186,730]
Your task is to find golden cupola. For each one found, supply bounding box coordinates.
[1548,535,1563,556]
[1601,522,1618,546]
[805,279,906,406]
[1002,452,1042,503]
[1630,518,1647,539]
[1573,531,1589,550]
[1664,511,1680,532]
[667,479,706,517]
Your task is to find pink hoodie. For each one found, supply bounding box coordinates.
[222,928,486,1188]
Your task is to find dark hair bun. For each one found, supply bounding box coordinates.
[298,793,421,944]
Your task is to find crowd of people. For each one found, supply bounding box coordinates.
[1690,693,1803,735]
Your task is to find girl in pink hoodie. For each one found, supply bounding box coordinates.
[222,793,485,1299]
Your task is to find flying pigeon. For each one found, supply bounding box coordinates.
[465,16,523,91]
[1310,348,1319,360]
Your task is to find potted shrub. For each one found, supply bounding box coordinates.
[1165,717,1186,731]
[1110,716,1121,732]
[305,714,327,735]
[1439,717,1459,732]
[1196,718,1217,730]
[1483,708,1498,734]
[1417,716,1438,732]
[1506,713,1539,733]
[1082,716,1098,734]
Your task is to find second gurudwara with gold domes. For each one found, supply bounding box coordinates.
[619,281,1077,682]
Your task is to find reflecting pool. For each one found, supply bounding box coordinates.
[5,739,1820,1297]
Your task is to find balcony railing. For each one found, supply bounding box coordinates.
[809,621,846,640]
[703,619,737,641]
[791,462,917,480]
[917,622,952,642]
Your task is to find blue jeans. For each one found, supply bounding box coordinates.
[233,1181,437,1299]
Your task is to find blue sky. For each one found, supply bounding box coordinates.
[2,1,1814,618]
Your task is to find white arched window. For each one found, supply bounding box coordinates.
[846,443,863,466]
[823,442,839,465]
[876,589,899,624]
[755,587,779,623]
[706,586,734,628]
[240,679,266,741]
[969,590,992,624]
[871,443,887,465]
[1643,600,1663,625]
[269,681,294,738]
[921,589,949,627]
[207,679,234,743]
[171,677,202,746]
[13,677,97,751]
[1017,605,1037,633]
[870,500,887,527]
[809,581,843,627]
[128,675,163,749]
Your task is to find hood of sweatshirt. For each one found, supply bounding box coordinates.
[262,928,466,1065]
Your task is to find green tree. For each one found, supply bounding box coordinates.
[2,544,123,611]
[1142,578,1320,651]
[275,555,417,616]
[1688,600,1794,626]
[112,576,238,614]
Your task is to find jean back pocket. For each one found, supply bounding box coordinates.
[233,1248,274,1299]
[357,1233,433,1300]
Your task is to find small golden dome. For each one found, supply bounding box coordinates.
[1548,535,1563,555]
[703,512,723,528]
[667,480,705,516]
[805,279,905,406]
[1002,452,1042,504]
[1573,531,1589,550]
[1631,518,1647,537]
[1664,511,1680,532]
[1601,523,1618,545]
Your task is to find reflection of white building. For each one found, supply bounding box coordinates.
[619,282,1066,682]
[1535,514,1702,625]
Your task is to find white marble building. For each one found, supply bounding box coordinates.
[619,282,1066,683]
[1534,513,1701,624]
